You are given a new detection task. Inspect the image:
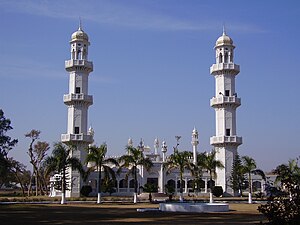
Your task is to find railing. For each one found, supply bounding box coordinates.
[210,136,242,145]
[65,60,93,70]
[210,63,240,73]
[63,94,93,104]
[61,133,93,143]
[210,96,241,106]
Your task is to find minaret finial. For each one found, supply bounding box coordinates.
[222,24,226,35]
[79,17,82,30]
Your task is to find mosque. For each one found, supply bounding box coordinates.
[50,25,266,198]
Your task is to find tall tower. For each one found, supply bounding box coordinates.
[210,29,242,195]
[61,24,94,197]
[191,127,199,165]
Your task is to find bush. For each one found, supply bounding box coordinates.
[212,186,223,197]
[80,185,92,197]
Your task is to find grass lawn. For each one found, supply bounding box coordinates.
[0,202,266,224]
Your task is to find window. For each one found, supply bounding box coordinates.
[226,129,230,136]
[75,87,80,94]
[75,127,80,134]
[225,90,230,96]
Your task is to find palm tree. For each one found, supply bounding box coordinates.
[202,150,224,203]
[241,155,265,203]
[45,142,83,204]
[189,152,206,196]
[85,143,118,204]
[118,146,153,203]
[165,150,192,202]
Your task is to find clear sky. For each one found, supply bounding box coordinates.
[1,0,299,172]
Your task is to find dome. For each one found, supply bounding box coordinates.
[215,31,233,47]
[71,27,89,42]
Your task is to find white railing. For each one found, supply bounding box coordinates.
[61,133,93,143]
[210,96,241,106]
[210,63,240,73]
[63,94,93,103]
[210,136,242,145]
[65,60,93,69]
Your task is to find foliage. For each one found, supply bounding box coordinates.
[101,178,116,195]
[141,183,158,202]
[118,145,153,199]
[165,150,192,199]
[0,109,18,157]
[164,184,175,197]
[45,142,83,196]
[189,152,206,193]
[258,159,300,224]
[212,186,223,197]
[202,150,224,191]
[80,185,92,197]
[230,154,246,195]
[85,143,118,200]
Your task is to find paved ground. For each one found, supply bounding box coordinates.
[0,203,266,225]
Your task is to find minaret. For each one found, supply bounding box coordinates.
[61,24,94,197]
[191,127,199,165]
[210,29,242,195]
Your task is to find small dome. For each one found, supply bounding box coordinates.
[215,31,233,47]
[71,27,89,42]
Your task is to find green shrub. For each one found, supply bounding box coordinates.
[80,185,92,197]
[212,186,223,197]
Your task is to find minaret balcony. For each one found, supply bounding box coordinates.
[210,136,242,146]
[63,93,93,105]
[65,59,93,72]
[210,63,240,75]
[210,96,241,107]
[61,133,93,143]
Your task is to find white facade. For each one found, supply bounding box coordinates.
[210,29,242,195]
[62,25,94,197]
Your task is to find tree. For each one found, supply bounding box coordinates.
[258,159,300,224]
[242,156,265,203]
[142,183,158,202]
[85,143,118,203]
[230,153,246,196]
[189,152,206,195]
[33,141,50,195]
[45,142,83,204]
[25,129,40,196]
[165,150,192,202]
[118,146,153,203]
[202,150,224,203]
[0,109,18,188]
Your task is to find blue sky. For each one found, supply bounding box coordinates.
[1,0,299,172]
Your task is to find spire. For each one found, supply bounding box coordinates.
[79,17,82,31]
[222,24,226,35]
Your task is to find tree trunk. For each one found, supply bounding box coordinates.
[61,168,66,204]
[97,165,102,204]
[134,166,138,203]
[248,172,252,204]
[179,172,184,202]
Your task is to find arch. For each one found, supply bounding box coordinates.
[207,180,215,190]
[167,179,175,189]
[187,179,194,188]
[219,53,223,63]
[177,180,185,189]
[77,49,82,60]
[252,181,262,192]
[129,179,135,188]
[224,52,229,63]
[119,179,127,188]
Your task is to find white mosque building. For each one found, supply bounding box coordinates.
[50,25,266,198]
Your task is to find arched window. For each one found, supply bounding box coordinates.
[187,180,194,188]
[252,181,261,192]
[177,180,185,189]
[119,179,127,188]
[219,53,223,63]
[224,52,229,63]
[167,179,175,189]
[77,50,82,60]
[129,179,135,188]
[207,180,215,190]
